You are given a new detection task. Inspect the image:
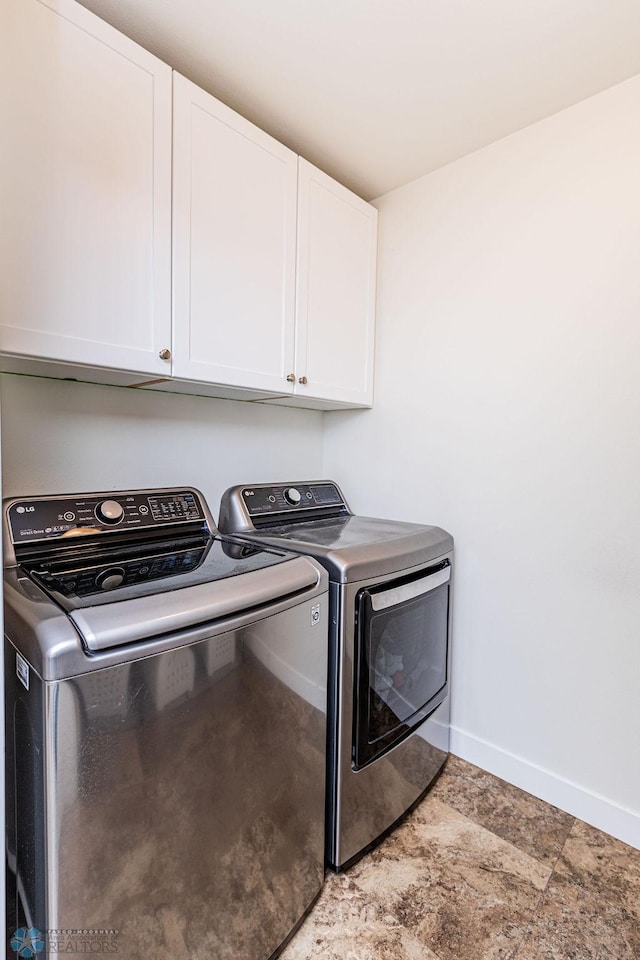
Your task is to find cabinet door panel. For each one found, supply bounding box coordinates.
[295,159,377,406]
[172,73,297,392]
[0,0,172,376]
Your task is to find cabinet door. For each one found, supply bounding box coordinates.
[0,0,172,376]
[172,73,297,393]
[295,159,377,406]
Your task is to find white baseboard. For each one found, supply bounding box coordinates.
[449,725,640,851]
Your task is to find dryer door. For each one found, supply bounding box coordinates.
[353,560,450,769]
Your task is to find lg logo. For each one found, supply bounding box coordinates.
[16,506,35,514]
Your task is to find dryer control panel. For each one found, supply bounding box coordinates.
[219,481,351,533]
[242,482,345,518]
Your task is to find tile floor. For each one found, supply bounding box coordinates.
[281,755,640,960]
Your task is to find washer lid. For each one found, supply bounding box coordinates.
[233,516,454,583]
[17,534,320,651]
[22,534,290,610]
[68,552,321,651]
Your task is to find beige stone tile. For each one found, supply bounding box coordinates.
[345,798,551,960]
[552,818,640,919]
[509,872,640,960]
[430,755,575,867]
[280,871,439,960]
[509,819,640,960]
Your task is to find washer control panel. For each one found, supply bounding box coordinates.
[7,489,206,547]
[241,482,345,518]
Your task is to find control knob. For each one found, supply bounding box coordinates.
[95,499,124,525]
[283,487,302,506]
[95,567,125,591]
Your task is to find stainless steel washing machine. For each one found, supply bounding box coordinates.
[4,487,328,960]
[218,480,454,871]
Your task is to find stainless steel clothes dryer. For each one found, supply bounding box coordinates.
[218,481,453,871]
[4,487,328,960]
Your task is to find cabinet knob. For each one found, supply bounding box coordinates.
[298,376,308,385]
[286,373,296,383]
[159,348,171,361]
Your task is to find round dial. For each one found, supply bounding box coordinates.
[284,487,302,505]
[95,567,125,591]
[95,499,124,525]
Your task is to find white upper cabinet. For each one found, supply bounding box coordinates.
[172,73,298,393]
[294,159,377,407]
[0,0,172,377]
[0,0,377,407]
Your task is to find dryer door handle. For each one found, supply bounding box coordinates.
[370,563,451,612]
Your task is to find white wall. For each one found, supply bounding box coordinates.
[323,75,640,847]
[0,374,324,509]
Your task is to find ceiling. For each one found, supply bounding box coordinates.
[78,0,640,200]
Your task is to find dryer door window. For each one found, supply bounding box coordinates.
[353,561,450,769]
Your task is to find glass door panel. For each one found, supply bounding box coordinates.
[354,561,450,769]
